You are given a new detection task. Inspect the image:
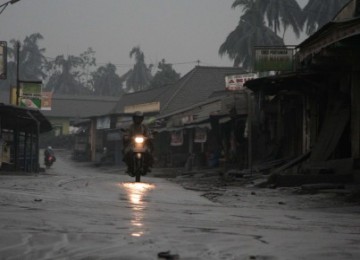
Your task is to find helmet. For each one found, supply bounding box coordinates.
[47,146,52,150]
[132,111,144,124]
[133,111,143,117]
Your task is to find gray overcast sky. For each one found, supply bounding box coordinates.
[0,0,308,76]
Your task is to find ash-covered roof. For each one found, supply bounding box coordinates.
[41,95,119,118]
[108,66,247,119]
[159,66,246,117]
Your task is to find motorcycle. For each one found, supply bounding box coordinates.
[127,134,151,182]
[44,154,56,169]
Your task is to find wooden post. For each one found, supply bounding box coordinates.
[352,69,360,159]
[247,90,252,174]
[16,42,20,106]
[90,118,97,162]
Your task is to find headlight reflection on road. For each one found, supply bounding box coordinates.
[121,182,155,237]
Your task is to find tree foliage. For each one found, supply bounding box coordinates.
[18,33,48,81]
[149,59,180,89]
[0,33,47,91]
[303,0,348,35]
[44,48,96,95]
[260,0,304,38]
[220,0,348,70]
[219,3,284,70]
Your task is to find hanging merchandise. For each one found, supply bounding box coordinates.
[171,130,183,146]
[194,127,207,143]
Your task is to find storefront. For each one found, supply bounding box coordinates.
[0,103,52,172]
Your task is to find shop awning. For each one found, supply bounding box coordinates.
[244,72,323,95]
[0,103,52,133]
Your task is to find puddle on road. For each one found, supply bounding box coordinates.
[121,182,155,237]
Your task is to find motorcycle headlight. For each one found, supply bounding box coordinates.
[134,136,144,144]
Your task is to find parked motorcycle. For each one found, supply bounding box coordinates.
[44,154,56,169]
[127,134,151,182]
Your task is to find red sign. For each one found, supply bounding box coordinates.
[225,73,258,91]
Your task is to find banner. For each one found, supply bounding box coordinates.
[20,97,41,109]
[41,92,53,111]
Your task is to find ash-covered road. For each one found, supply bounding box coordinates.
[0,150,360,260]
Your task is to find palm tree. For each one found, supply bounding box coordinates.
[45,48,96,95]
[124,47,153,93]
[232,0,303,38]
[0,33,47,93]
[45,55,85,95]
[91,63,124,96]
[18,33,47,81]
[260,0,304,38]
[303,0,348,35]
[219,6,284,70]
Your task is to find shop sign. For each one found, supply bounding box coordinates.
[254,47,294,72]
[225,73,258,91]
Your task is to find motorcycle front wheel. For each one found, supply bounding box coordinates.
[133,154,143,182]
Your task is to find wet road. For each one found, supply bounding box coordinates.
[0,151,360,260]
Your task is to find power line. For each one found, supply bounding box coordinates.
[44,55,201,69]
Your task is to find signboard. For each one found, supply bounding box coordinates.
[0,42,7,79]
[19,81,43,109]
[21,81,42,96]
[254,47,294,72]
[124,102,160,113]
[225,73,258,91]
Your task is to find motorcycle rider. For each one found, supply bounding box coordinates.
[122,111,153,175]
[44,146,56,164]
